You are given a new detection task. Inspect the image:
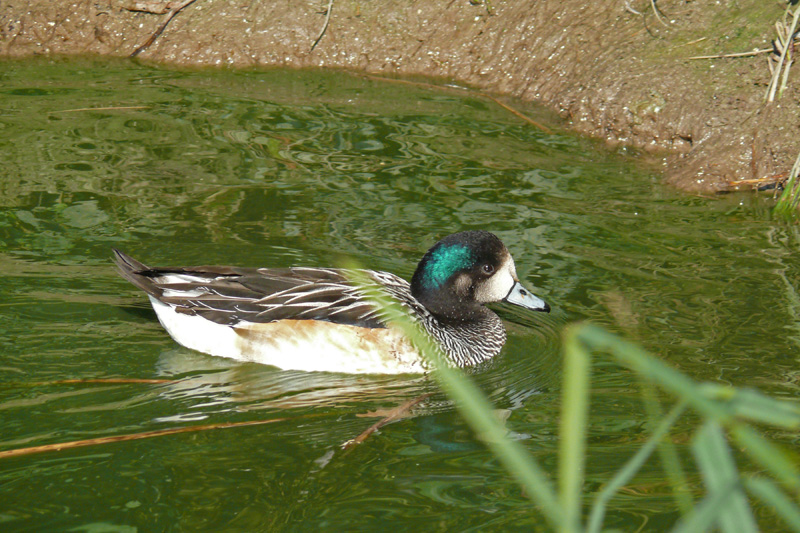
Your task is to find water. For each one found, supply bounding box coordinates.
[1,57,797,531]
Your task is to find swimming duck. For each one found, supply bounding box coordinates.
[113,231,550,374]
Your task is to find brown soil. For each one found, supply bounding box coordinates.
[2,0,798,193]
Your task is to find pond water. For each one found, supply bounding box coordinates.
[0,58,797,531]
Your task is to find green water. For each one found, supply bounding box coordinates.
[0,58,797,531]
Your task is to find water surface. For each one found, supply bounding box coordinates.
[0,58,797,531]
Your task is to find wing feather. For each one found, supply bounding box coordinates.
[113,249,412,329]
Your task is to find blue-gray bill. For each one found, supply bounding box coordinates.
[504,281,550,313]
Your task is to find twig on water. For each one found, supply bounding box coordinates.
[481,93,553,134]
[31,378,175,385]
[51,106,152,114]
[725,172,789,191]
[130,0,199,57]
[0,419,287,459]
[7,377,174,388]
[361,74,554,134]
[311,0,335,51]
[341,393,433,450]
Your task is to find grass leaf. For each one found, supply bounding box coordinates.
[745,477,800,532]
[587,400,687,533]
[731,424,800,493]
[692,420,758,533]
[345,268,565,529]
[560,326,591,532]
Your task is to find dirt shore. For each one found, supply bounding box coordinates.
[2,0,798,193]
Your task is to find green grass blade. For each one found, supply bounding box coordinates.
[641,384,694,514]
[701,385,800,430]
[745,477,800,532]
[560,326,591,532]
[731,424,800,493]
[586,400,687,533]
[775,148,800,217]
[656,432,694,516]
[692,420,758,533]
[573,325,730,420]
[431,359,564,527]
[671,482,738,533]
[346,268,564,529]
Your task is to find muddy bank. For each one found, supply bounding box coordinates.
[2,0,797,193]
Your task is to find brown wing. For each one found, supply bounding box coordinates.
[113,249,393,328]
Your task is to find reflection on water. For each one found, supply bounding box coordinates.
[152,348,432,415]
[1,57,798,530]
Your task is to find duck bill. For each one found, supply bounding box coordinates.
[504,281,550,313]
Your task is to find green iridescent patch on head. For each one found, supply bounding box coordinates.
[422,244,475,290]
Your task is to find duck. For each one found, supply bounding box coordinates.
[113,230,550,374]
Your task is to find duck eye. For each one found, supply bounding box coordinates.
[482,264,494,275]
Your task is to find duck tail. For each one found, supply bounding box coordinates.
[112,249,162,298]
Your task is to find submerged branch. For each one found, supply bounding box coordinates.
[341,393,433,450]
[0,418,286,459]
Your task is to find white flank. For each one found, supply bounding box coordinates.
[148,297,425,374]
